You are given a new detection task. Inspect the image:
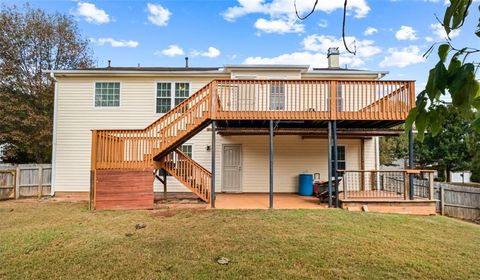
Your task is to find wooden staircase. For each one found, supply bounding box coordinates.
[91,79,415,207]
[157,149,211,202]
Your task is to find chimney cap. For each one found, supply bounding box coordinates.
[327,47,340,57]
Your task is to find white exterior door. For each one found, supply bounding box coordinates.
[222,145,242,192]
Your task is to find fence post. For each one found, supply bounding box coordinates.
[440,185,445,215]
[428,172,434,200]
[343,172,348,200]
[15,166,20,199]
[37,166,43,198]
[403,171,409,200]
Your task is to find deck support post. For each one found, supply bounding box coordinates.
[163,169,167,200]
[333,120,339,208]
[269,120,274,209]
[327,121,333,208]
[408,127,414,200]
[211,121,216,208]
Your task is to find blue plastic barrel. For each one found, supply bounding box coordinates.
[298,174,313,196]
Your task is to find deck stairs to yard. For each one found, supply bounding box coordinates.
[91,80,415,206]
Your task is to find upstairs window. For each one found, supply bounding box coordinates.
[270,83,285,110]
[175,82,189,106]
[95,82,120,107]
[156,82,172,113]
[156,82,190,113]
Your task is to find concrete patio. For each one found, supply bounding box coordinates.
[214,193,328,209]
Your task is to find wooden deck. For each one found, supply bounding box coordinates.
[91,79,415,171]
[89,79,416,210]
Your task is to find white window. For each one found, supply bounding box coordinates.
[336,84,343,112]
[270,83,285,110]
[179,144,193,158]
[156,82,190,113]
[95,82,120,107]
[327,84,344,112]
[159,144,193,176]
[331,146,346,172]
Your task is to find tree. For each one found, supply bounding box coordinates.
[379,129,408,166]
[415,106,472,182]
[406,0,480,140]
[381,107,474,182]
[0,4,93,163]
[466,130,480,182]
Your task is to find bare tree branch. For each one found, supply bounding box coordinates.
[294,0,356,55]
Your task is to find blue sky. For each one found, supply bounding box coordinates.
[3,0,479,88]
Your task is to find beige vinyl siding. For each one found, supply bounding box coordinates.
[215,136,362,193]
[53,71,380,194]
[54,77,213,192]
[363,138,377,170]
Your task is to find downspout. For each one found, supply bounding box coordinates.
[50,72,58,196]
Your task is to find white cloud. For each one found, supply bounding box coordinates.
[244,52,328,68]
[425,36,434,42]
[254,18,304,34]
[379,45,425,68]
[157,45,184,57]
[430,23,461,39]
[74,2,110,24]
[90,38,139,48]
[244,34,381,68]
[302,35,381,60]
[364,27,378,36]
[318,19,328,28]
[222,0,370,21]
[191,47,221,58]
[147,3,171,26]
[395,25,418,40]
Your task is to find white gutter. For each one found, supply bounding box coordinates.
[303,70,389,78]
[50,72,58,196]
[44,70,229,77]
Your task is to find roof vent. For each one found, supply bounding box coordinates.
[327,47,340,69]
[107,60,111,68]
[185,57,189,68]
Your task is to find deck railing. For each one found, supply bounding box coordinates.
[159,149,211,202]
[215,80,414,121]
[340,170,435,200]
[91,79,415,171]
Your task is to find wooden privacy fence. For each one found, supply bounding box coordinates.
[434,182,480,221]
[0,164,52,200]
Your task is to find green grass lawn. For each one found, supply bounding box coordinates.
[0,201,479,280]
